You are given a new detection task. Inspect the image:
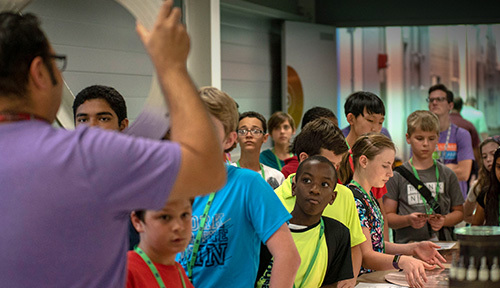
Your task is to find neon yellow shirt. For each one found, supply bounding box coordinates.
[274,173,366,247]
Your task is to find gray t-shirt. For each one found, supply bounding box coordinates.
[386,161,464,243]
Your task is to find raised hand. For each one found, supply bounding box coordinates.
[136,0,190,74]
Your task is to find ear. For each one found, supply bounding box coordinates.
[329,191,337,205]
[358,155,368,169]
[119,118,129,132]
[262,133,269,143]
[29,56,50,90]
[130,211,145,233]
[448,101,454,112]
[405,133,411,144]
[223,131,238,150]
[291,180,297,196]
[346,113,356,125]
[298,152,309,162]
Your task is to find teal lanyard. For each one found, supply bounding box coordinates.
[293,218,324,288]
[134,246,187,288]
[236,161,266,180]
[350,180,385,251]
[409,159,440,214]
[186,192,215,281]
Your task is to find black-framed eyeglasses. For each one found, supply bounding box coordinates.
[237,129,264,136]
[50,54,67,72]
[426,96,447,103]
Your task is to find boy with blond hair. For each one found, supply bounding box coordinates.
[385,110,464,243]
[177,87,300,288]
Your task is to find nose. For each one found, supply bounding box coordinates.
[171,218,183,231]
[88,118,98,127]
[388,168,393,178]
[310,183,320,195]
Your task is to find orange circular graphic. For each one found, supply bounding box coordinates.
[287,65,304,127]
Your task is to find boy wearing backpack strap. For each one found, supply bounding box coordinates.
[384,110,464,243]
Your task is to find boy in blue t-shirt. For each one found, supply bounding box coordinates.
[257,156,353,287]
[177,87,300,288]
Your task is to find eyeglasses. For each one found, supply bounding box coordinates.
[426,97,447,103]
[237,129,264,136]
[50,54,67,72]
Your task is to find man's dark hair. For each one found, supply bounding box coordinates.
[296,155,337,181]
[0,12,57,98]
[293,118,348,159]
[301,106,337,129]
[344,91,385,118]
[428,84,453,103]
[73,85,128,123]
[134,198,194,223]
[453,96,463,112]
[239,111,267,133]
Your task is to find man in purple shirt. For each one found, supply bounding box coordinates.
[427,84,473,199]
[0,1,225,287]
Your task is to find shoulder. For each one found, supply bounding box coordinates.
[323,216,349,234]
[260,149,273,157]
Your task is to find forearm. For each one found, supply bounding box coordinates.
[443,210,463,227]
[362,249,396,271]
[445,160,472,181]
[463,200,476,223]
[386,212,410,229]
[385,241,416,256]
[351,244,362,278]
[267,224,301,288]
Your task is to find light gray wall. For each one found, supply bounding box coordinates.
[220,9,281,157]
[24,0,154,123]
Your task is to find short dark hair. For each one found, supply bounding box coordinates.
[0,12,56,98]
[344,91,385,118]
[73,85,128,124]
[428,84,453,103]
[453,96,463,112]
[301,106,337,129]
[268,111,295,133]
[239,111,267,133]
[134,198,194,223]
[296,155,337,182]
[293,118,348,158]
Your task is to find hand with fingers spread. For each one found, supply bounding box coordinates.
[136,0,189,74]
[413,241,446,269]
[427,214,445,231]
[408,212,428,229]
[398,255,433,288]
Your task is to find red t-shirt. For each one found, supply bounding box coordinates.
[127,251,194,288]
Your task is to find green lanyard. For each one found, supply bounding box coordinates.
[186,192,215,281]
[350,180,385,250]
[409,159,440,215]
[236,161,266,180]
[134,246,187,288]
[293,218,324,288]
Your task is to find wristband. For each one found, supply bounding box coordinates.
[392,254,402,270]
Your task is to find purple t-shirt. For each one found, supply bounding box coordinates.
[436,123,473,199]
[0,120,181,287]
